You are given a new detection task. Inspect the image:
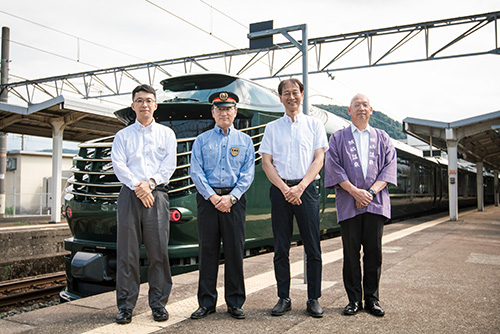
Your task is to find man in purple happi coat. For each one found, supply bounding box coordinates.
[325,94,397,317]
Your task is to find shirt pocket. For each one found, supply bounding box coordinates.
[152,144,168,161]
[297,130,314,151]
[201,144,218,170]
[228,145,245,171]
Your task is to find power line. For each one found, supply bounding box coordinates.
[199,0,247,29]
[145,0,241,50]
[0,9,148,62]
[9,39,98,68]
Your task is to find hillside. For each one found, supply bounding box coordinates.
[315,104,407,140]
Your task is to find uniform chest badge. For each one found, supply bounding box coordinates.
[230,147,240,157]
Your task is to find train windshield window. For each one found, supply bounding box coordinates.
[160,75,282,109]
[156,105,251,139]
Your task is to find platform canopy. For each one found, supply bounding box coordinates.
[0,96,125,142]
[403,110,500,220]
[403,110,500,170]
[0,96,125,224]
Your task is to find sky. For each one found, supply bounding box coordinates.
[1,0,500,149]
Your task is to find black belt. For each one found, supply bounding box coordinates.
[155,184,169,192]
[213,187,234,195]
[282,179,302,186]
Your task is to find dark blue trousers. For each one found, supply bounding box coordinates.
[270,182,322,300]
[196,193,246,309]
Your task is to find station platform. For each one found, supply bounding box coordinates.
[2,206,499,334]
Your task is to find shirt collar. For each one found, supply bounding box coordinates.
[214,124,234,135]
[134,119,155,131]
[351,123,371,134]
[283,112,303,123]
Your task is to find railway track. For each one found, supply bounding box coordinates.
[0,272,66,308]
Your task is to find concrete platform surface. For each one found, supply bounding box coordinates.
[1,206,499,334]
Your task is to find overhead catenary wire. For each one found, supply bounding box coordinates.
[2,2,393,117]
[0,9,148,62]
[196,1,352,107]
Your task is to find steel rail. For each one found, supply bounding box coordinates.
[0,272,66,308]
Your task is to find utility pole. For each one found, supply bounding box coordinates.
[0,27,10,218]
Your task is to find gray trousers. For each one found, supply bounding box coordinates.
[116,186,172,310]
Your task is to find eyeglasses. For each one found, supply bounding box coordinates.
[133,99,156,105]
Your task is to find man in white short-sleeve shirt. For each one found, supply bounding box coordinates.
[259,78,328,318]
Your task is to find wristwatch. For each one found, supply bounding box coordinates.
[230,195,238,205]
[148,179,156,190]
[368,189,376,197]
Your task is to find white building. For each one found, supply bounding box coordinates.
[6,151,74,215]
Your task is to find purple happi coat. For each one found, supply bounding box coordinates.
[325,126,397,222]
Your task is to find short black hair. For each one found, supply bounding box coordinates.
[278,79,304,95]
[132,84,156,100]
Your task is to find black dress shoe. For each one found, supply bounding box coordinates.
[306,299,324,318]
[343,301,362,316]
[152,307,169,322]
[227,306,245,319]
[271,298,291,316]
[115,309,132,324]
[190,306,216,319]
[365,299,385,317]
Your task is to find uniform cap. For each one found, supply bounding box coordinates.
[209,91,239,107]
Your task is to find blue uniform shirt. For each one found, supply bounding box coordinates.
[190,124,255,200]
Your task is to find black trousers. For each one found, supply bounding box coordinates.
[196,193,246,308]
[339,212,386,303]
[270,182,322,300]
[116,186,172,310]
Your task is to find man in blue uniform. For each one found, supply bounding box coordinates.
[190,91,255,320]
[259,79,328,318]
[111,84,177,324]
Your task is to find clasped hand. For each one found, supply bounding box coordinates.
[210,194,232,213]
[353,188,373,209]
[134,181,155,208]
[283,184,304,206]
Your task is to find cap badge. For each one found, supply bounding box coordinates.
[219,92,228,101]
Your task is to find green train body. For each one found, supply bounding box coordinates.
[61,73,494,301]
